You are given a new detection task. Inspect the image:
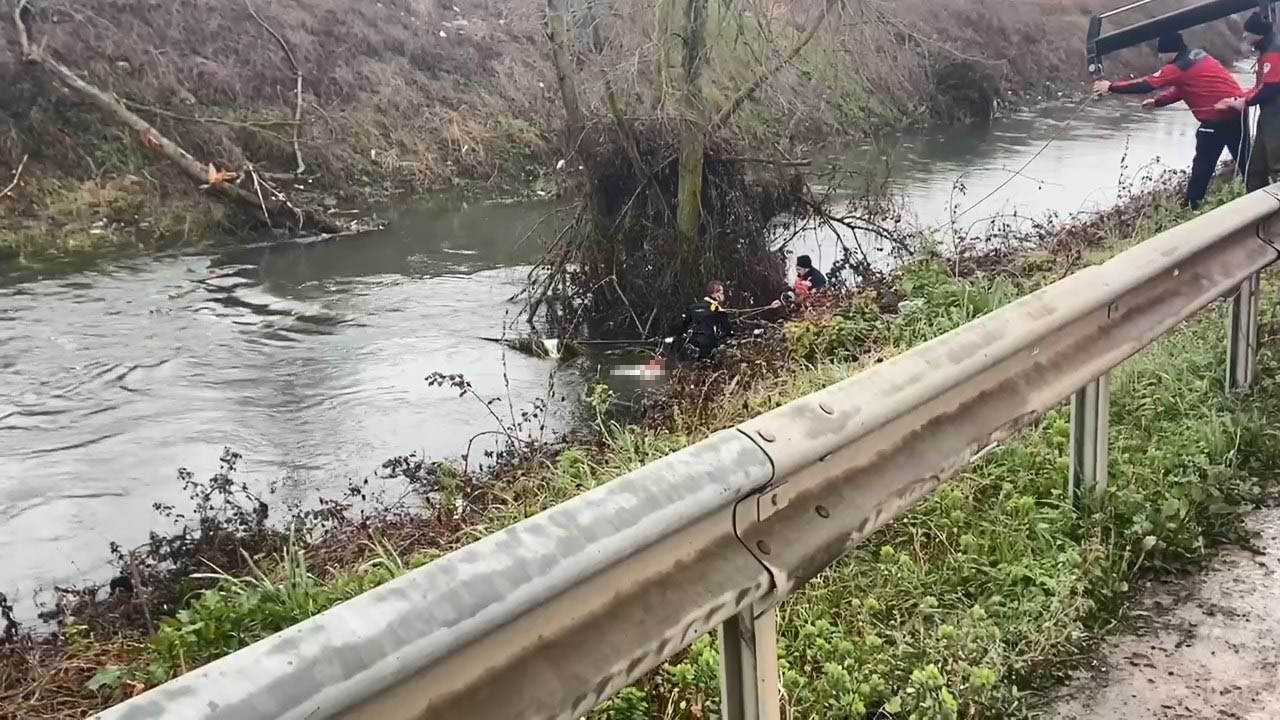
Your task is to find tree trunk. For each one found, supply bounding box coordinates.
[546,0,585,150]
[654,0,680,112]
[675,0,708,254]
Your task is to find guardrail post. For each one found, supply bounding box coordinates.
[1227,273,1260,392]
[1068,374,1109,510]
[718,606,781,720]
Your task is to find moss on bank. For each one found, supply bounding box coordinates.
[4,180,1274,718]
[0,176,232,274]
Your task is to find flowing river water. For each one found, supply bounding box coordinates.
[0,96,1231,611]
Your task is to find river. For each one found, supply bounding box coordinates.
[0,96,1230,612]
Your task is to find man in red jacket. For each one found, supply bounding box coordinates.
[1093,32,1248,208]
[1217,11,1280,191]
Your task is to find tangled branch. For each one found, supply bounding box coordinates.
[245,0,306,175]
[711,0,842,130]
[121,98,297,144]
[0,154,29,199]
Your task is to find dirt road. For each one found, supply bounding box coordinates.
[1047,506,1280,719]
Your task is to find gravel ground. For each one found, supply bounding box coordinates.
[1046,506,1280,719]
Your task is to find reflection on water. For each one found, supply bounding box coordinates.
[891,101,1201,222]
[0,93,1241,607]
[0,197,570,604]
[787,86,1247,273]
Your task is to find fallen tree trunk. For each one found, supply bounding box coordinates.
[12,0,342,234]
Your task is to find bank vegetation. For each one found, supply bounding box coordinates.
[0,0,1243,268]
[4,179,1275,719]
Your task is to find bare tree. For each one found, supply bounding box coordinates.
[711,0,843,130]
[546,0,586,149]
[544,0,844,255]
[245,0,307,176]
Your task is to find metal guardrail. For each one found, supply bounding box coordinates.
[95,188,1280,720]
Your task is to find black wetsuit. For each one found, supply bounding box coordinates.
[671,297,733,361]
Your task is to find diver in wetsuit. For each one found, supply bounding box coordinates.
[669,281,734,362]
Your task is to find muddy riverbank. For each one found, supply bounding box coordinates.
[0,0,1243,266]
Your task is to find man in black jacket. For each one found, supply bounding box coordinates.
[796,255,828,292]
[669,281,734,361]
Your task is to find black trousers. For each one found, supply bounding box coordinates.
[1189,112,1249,209]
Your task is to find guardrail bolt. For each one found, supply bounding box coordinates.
[756,540,772,555]
[815,505,830,518]
[758,430,776,443]
[818,402,834,415]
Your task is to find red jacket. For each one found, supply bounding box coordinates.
[1244,36,1280,109]
[1111,49,1243,122]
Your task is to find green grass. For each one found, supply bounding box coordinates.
[80,183,1280,719]
[591,191,1280,719]
[604,306,1276,719]
[0,176,231,271]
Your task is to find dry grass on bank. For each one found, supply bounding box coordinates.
[0,0,1245,265]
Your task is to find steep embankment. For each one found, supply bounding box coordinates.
[0,0,1241,265]
[3,180,1273,719]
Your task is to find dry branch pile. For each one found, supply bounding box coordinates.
[529,0,936,337]
[526,120,810,336]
